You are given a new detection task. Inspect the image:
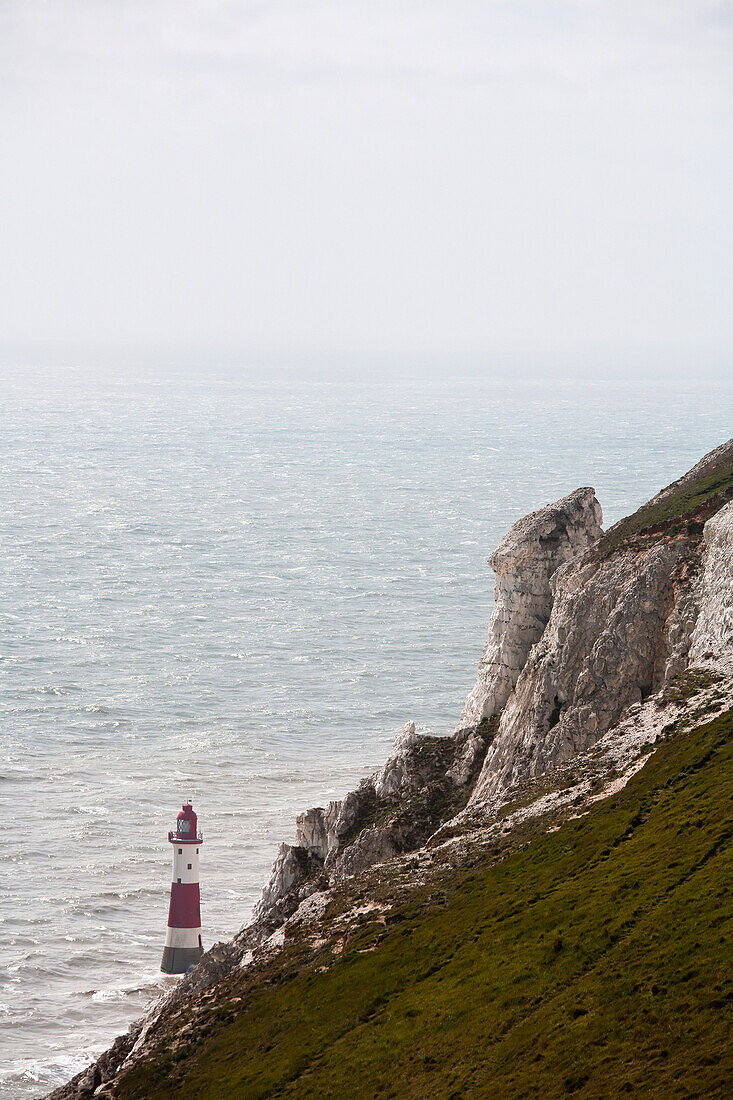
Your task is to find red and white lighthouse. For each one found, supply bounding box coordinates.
[161,801,204,974]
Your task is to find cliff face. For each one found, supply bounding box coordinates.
[690,500,733,665]
[466,438,733,808]
[49,438,733,1100]
[458,487,603,727]
[468,535,694,804]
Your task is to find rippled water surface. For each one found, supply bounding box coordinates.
[1,366,731,1096]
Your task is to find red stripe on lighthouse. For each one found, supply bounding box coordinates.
[167,882,201,928]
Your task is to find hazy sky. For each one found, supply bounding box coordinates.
[1,1,732,373]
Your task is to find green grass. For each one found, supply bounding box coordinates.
[596,448,733,558]
[118,706,733,1099]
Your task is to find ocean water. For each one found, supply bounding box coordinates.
[1,366,731,1097]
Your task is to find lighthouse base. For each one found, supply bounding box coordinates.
[161,944,203,974]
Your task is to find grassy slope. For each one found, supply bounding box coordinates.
[596,445,733,558]
[120,708,733,1099]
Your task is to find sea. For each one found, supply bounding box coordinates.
[1,365,731,1097]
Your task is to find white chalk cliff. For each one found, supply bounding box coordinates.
[466,438,733,808]
[459,487,603,728]
[690,500,733,666]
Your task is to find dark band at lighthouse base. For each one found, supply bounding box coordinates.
[161,943,204,974]
[161,922,204,973]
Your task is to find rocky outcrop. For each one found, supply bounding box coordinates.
[469,538,695,805]
[459,488,603,727]
[250,721,491,923]
[373,720,422,797]
[690,501,733,666]
[296,803,341,862]
[71,1031,137,1097]
[252,719,454,920]
[52,660,733,1100]
[466,439,733,807]
[251,843,325,925]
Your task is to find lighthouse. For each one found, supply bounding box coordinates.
[161,801,204,974]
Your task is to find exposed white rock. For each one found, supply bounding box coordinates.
[266,928,285,949]
[296,802,341,861]
[287,890,332,927]
[397,720,419,748]
[252,843,315,921]
[464,440,733,805]
[332,827,399,881]
[690,501,733,665]
[440,668,733,852]
[663,567,703,679]
[459,487,603,727]
[446,731,485,786]
[470,537,688,805]
[373,721,420,797]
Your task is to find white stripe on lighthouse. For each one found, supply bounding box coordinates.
[164,925,201,950]
[171,846,200,884]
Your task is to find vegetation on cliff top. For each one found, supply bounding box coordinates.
[597,443,733,558]
[116,705,733,1099]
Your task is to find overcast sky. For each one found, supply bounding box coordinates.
[1,1,731,375]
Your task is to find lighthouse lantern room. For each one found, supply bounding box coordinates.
[161,801,204,974]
